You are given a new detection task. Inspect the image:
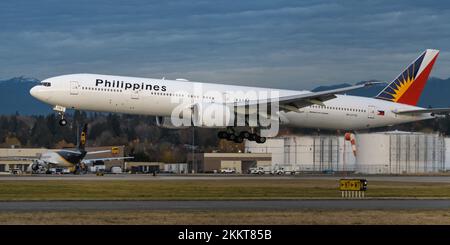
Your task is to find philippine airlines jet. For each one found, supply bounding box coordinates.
[30,49,447,144]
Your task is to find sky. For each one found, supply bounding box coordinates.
[0,0,449,90]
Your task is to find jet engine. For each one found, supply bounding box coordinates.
[155,116,190,129]
[190,103,235,128]
[29,160,48,173]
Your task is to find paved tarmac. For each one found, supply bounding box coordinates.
[0,174,449,183]
[0,199,449,211]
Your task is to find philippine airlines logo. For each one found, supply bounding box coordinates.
[169,84,279,137]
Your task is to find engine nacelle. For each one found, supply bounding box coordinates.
[192,103,233,128]
[156,116,190,129]
[29,160,48,173]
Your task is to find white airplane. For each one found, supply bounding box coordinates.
[6,124,133,173]
[30,49,447,144]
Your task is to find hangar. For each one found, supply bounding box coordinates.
[245,131,448,174]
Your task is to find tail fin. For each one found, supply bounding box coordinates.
[77,123,88,151]
[375,49,439,106]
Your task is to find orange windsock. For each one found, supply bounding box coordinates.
[344,132,356,156]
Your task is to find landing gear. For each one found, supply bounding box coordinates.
[217,128,266,144]
[217,131,228,139]
[59,118,67,126]
[53,105,67,127]
[255,135,266,144]
[30,162,48,174]
[73,163,88,175]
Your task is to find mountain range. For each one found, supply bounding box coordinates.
[1,76,450,115]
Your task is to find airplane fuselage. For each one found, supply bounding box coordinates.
[30,73,432,131]
[38,149,85,167]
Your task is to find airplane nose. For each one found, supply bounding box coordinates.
[30,85,46,101]
[29,85,39,97]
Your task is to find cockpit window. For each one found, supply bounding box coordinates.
[41,82,51,87]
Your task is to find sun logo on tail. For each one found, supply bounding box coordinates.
[386,72,415,102]
[375,50,440,105]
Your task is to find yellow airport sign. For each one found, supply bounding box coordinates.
[339,179,368,191]
[111,147,119,154]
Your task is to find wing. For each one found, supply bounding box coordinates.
[82,156,134,164]
[394,108,450,115]
[0,157,38,161]
[85,150,112,155]
[233,81,383,112]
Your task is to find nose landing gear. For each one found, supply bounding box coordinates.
[53,105,68,127]
[59,118,67,126]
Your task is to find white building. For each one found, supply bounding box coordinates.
[245,131,447,174]
[245,138,284,165]
[164,163,188,174]
[356,131,445,174]
[245,135,355,172]
[445,138,450,171]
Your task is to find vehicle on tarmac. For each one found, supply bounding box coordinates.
[271,167,286,175]
[111,166,123,174]
[10,168,23,175]
[89,164,106,173]
[249,166,299,175]
[248,167,272,175]
[273,166,301,175]
[220,168,236,174]
[48,167,71,174]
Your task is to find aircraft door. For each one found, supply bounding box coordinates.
[131,90,139,99]
[70,81,79,95]
[368,105,376,119]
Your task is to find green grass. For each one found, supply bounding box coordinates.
[1,210,450,224]
[0,179,449,200]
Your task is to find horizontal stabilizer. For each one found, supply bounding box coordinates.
[394,108,450,115]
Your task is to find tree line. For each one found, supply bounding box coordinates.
[0,111,449,162]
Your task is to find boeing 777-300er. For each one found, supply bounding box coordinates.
[30,49,447,144]
[4,124,133,173]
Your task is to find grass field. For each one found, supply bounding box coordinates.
[0,210,449,224]
[0,179,449,200]
[1,179,449,225]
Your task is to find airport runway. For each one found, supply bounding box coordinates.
[0,174,449,183]
[0,199,449,211]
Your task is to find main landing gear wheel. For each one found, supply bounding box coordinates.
[227,134,236,141]
[239,131,250,139]
[255,136,266,144]
[59,118,67,126]
[217,129,266,144]
[248,133,257,141]
[234,136,244,143]
[218,131,228,139]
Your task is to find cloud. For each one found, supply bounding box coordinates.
[0,0,449,88]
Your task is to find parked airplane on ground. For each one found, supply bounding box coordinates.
[8,124,132,173]
[30,49,447,143]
